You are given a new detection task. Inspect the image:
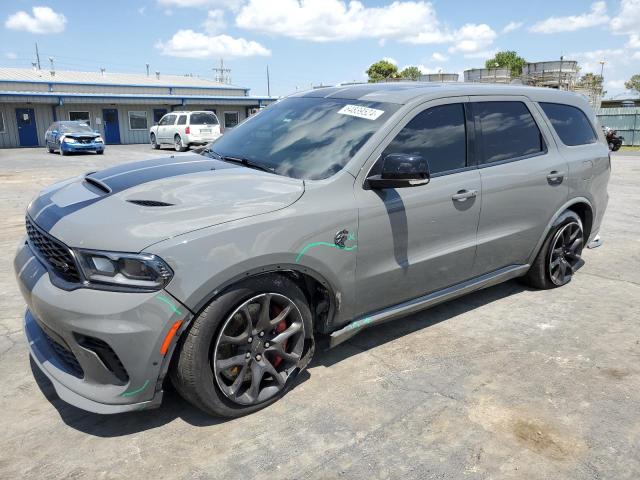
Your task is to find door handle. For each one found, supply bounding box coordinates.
[546,170,565,185]
[451,189,478,201]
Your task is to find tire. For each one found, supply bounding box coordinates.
[174,135,187,152]
[521,210,584,289]
[59,147,66,156]
[96,150,104,155]
[47,145,54,154]
[150,133,160,150]
[612,144,621,152]
[171,275,314,417]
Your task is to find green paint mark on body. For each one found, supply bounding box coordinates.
[121,379,150,397]
[347,317,372,331]
[295,242,357,263]
[156,294,182,315]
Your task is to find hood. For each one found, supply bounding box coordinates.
[27,154,304,252]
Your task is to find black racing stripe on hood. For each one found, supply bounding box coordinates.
[29,156,236,232]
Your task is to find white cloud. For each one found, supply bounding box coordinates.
[5,52,18,59]
[203,9,225,34]
[611,0,640,35]
[605,79,626,90]
[382,56,397,65]
[235,0,495,54]
[448,24,496,54]
[156,29,271,58]
[416,65,444,75]
[431,52,448,62]
[158,0,244,11]
[627,34,640,49]
[502,21,522,33]
[5,6,67,34]
[530,1,608,33]
[138,6,147,15]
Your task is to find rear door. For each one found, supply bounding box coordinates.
[354,97,482,316]
[470,96,568,276]
[15,108,38,146]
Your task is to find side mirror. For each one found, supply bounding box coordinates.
[366,153,430,189]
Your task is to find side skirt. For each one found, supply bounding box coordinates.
[329,264,530,348]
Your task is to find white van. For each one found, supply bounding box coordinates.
[149,111,221,151]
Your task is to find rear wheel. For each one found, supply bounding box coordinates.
[171,275,313,417]
[174,135,187,152]
[150,133,160,150]
[522,210,584,289]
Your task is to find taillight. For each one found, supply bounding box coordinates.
[185,126,190,134]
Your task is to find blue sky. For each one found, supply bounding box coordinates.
[1,0,638,98]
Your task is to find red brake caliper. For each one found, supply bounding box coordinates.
[270,305,288,368]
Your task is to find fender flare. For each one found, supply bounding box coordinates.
[527,197,594,265]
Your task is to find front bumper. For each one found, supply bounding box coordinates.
[15,240,190,414]
[61,141,104,153]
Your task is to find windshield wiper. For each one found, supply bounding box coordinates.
[208,150,274,173]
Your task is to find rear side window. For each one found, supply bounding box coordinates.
[383,103,467,175]
[476,101,544,164]
[190,112,218,125]
[539,102,597,146]
[177,115,187,125]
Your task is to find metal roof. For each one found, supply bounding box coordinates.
[0,67,247,90]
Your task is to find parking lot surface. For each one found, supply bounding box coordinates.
[0,145,639,479]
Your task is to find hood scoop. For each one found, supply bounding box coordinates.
[84,175,112,194]
[127,199,175,207]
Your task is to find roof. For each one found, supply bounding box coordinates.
[294,82,592,107]
[0,67,247,90]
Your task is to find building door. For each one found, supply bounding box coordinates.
[102,108,120,144]
[153,109,167,125]
[15,108,39,146]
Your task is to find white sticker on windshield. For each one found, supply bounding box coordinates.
[337,104,384,120]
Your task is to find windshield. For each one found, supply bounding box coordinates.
[190,113,218,125]
[59,122,94,133]
[207,97,399,180]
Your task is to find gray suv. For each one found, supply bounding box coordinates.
[15,83,610,417]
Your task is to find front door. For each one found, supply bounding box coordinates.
[354,99,482,316]
[15,108,38,146]
[102,108,120,144]
[469,97,569,276]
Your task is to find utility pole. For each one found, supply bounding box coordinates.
[266,65,271,97]
[213,58,231,84]
[35,42,41,70]
[558,55,564,90]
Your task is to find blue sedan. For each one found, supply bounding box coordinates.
[45,121,105,156]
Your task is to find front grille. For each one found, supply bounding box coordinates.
[26,216,81,283]
[76,137,94,144]
[42,329,84,378]
[75,334,129,383]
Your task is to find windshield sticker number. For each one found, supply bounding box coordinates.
[337,105,384,121]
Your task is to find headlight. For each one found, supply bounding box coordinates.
[75,249,173,291]
[94,136,104,143]
[63,136,77,143]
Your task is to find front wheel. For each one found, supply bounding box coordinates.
[612,143,621,152]
[171,275,313,417]
[150,133,160,150]
[521,210,584,289]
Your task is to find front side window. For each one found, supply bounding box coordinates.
[476,101,544,164]
[224,112,239,129]
[209,97,399,180]
[129,111,148,130]
[69,111,90,126]
[539,102,597,146]
[382,103,467,175]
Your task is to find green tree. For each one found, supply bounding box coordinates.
[577,72,606,96]
[366,60,399,83]
[485,50,526,77]
[625,74,640,94]
[400,66,422,81]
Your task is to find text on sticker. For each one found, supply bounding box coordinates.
[337,105,384,120]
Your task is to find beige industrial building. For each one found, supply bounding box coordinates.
[0,67,275,148]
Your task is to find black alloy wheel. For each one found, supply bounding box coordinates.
[548,220,583,286]
[212,293,305,406]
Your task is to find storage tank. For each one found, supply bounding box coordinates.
[521,60,578,89]
[463,68,511,83]
[419,73,459,82]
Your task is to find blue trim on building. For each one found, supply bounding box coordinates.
[0,91,274,102]
[0,78,249,92]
